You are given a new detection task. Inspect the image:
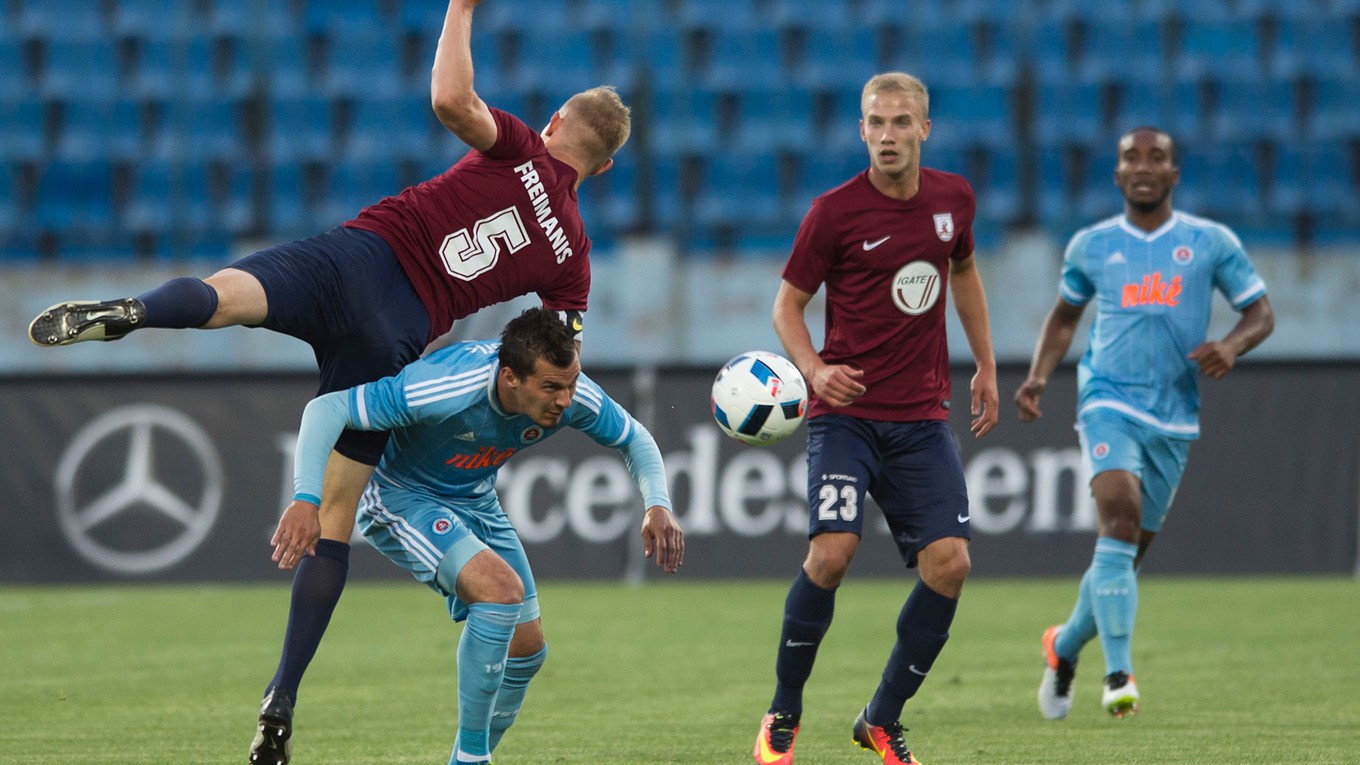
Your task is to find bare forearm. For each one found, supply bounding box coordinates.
[430,1,496,148]
[951,265,996,372]
[1222,297,1274,359]
[1027,306,1081,384]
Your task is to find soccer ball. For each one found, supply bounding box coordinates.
[710,351,808,446]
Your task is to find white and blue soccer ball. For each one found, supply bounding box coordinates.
[710,351,808,446]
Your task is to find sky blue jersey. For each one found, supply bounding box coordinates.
[1060,211,1267,439]
[290,340,670,510]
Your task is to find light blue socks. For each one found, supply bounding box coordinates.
[450,601,522,765]
[489,646,547,752]
[1056,537,1139,676]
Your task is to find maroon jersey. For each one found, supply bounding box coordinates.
[346,108,591,342]
[782,167,976,423]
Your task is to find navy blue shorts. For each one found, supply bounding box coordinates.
[230,226,431,464]
[804,414,971,568]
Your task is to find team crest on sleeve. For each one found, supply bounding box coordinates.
[1172,246,1193,264]
[891,260,943,316]
[1092,442,1110,459]
[932,212,955,242]
[520,426,544,444]
[432,518,453,535]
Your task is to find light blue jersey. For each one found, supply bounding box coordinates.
[1060,211,1267,439]
[291,340,670,511]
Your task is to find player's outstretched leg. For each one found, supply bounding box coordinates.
[851,706,920,765]
[28,298,146,346]
[248,686,295,765]
[1038,625,1077,720]
[1102,671,1140,718]
[753,710,800,765]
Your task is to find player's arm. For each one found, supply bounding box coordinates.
[270,390,354,568]
[1014,298,1085,422]
[615,422,684,573]
[950,253,999,437]
[1189,295,1274,380]
[772,279,865,406]
[430,0,497,151]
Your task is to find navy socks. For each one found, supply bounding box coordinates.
[135,276,219,328]
[867,580,958,725]
[770,568,837,717]
[267,539,350,696]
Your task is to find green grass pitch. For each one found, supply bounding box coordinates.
[3,575,1356,764]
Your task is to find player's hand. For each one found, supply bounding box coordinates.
[640,505,684,574]
[1188,341,1236,380]
[271,500,321,570]
[1014,377,1046,422]
[810,363,867,407]
[970,367,999,438]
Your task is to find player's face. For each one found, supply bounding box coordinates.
[1115,131,1179,213]
[860,91,931,179]
[504,355,580,428]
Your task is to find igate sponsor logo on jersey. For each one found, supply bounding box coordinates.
[890,260,942,315]
[1120,271,1182,308]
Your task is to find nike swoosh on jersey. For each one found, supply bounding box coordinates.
[863,236,891,250]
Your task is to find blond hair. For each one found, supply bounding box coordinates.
[561,86,632,172]
[861,72,930,119]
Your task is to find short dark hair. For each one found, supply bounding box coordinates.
[1122,125,1177,164]
[499,308,577,379]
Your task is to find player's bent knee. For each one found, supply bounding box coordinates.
[455,550,524,605]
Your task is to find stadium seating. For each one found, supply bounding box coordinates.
[5,0,1358,260]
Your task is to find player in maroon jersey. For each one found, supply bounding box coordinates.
[752,73,998,765]
[24,3,629,763]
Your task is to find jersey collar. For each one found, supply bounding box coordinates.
[1118,211,1180,242]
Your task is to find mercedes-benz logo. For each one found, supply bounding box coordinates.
[54,404,223,574]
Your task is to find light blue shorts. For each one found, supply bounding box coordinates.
[1076,409,1192,533]
[356,484,540,624]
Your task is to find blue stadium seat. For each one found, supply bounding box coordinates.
[266,95,336,162]
[38,35,120,97]
[579,0,636,33]
[112,0,199,40]
[55,97,143,162]
[693,153,783,231]
[673,0,758,32]
[590,156,641,232]
[730,87,816,154]
[515,28,598,93]
[650,87,720,156]
[798,26,878,91]
[0,34,30,95]
[1208,78,1297,142]
[1269,142,1355,219]
[183,36,253,100]
[303,0,387,35]
[396,0,444,34]
[0,96,46,163]
[791,150,865,215]
[0,164,19,241]
[18,0,103,39]
[321,26,403,98]
[1034,80,1104,148]
[156,96,247,162]
[347,94,437,161]
[929,83,1013,149]
[205,0,298,37]
[770,0,855,32]
[122,158,175,235]
[182,161,254,236]
[312,159,401,227]
[1175,19,1265,81]
[650,153,686,230]
[262,35,314,98]
[34,160,116,234]
[1270,15,1358,79]
[1181,143,1266,220]
[265,161,310,236]
[912,22,981,87]
[702,28,785,90]
[974,147,1022,224]
[1308,76,1360,141]
[1079,20,1167,84]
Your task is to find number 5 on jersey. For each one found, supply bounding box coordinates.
[440,207,530,281]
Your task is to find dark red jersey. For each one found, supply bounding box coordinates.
[782,167,976,423]
[346,108,590,342]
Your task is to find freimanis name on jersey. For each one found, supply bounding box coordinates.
[515,161,574,263]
